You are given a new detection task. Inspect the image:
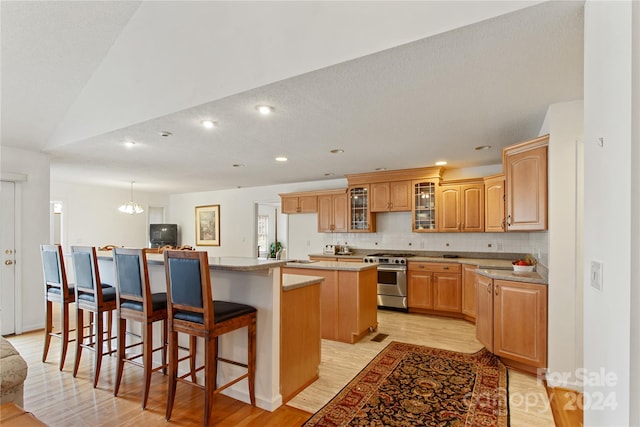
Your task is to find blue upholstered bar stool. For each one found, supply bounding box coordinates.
[40,244,75,371]
[112,247,168,408]
[164,250,257,426]
[71,245,117,388]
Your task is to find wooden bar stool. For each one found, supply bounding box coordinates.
[40,244,75,371]
[112,248,168,408]
[70,245,117,388]
[163,250,257,426]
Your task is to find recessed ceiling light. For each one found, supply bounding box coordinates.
[201,120,217,129]
[475,145,492,151]
[123,140,136,148]
[232,163,244,168]
[275,156,288,162]
[330,149,344,154]
[375,167,387,171]
[435,161,447,166]
[159,131,172,137]
[324,173,335,177]
[256,105,275,115]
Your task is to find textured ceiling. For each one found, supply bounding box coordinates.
[1,1,584,193]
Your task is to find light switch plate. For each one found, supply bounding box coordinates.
[590,261,603,291]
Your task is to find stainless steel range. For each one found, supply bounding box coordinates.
[363,253,415,311]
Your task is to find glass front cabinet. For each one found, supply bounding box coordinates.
[412,180,439,232]
[348,185,376,232]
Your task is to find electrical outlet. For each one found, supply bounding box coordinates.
[590,261,603,291]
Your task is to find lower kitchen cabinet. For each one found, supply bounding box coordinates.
[475,276,548,371]
[282,266,377,344]
[408,262,461,314]
[461,264,477,319]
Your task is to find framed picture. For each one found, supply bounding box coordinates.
[195,205,220,246]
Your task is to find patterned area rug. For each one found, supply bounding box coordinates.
[303,342,508,427]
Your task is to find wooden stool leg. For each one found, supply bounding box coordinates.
[60,301,70,371]
[107,310,113,355]
[204,336,215,427]
[165,330,178,421]
[141,320,153,409]
[212,336,218,390]
[248,317,257,406]
[93,310,104,388]
[114,316,127,396]
[73,307,84,377]
[42,300,53,363]
[189,335,197,382]
[161,318,167,375]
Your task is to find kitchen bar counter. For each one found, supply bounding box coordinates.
[93,251,285,411]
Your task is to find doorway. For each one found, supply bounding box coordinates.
[256,202,287,259]
[1,181,16,335]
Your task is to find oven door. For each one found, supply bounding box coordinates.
[377,265,407,297]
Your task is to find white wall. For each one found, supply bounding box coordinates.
[1,146,50,332]
[50,181,171,251]
[584,1,638,424]
[544,100,584,388]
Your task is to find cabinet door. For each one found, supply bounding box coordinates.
[433,273,461,312]
[493,280,548,368]
[389,181,412,211]
[317,195,334,232]
[439,186,461,232]
[407,271,433,309]
[332,193,348,232]
[475,275,493,351]
[298,195,318,213]
[412,181,438,232]
[370,182,390,212]
[485,175,505,232]
[460,184,484,232]
[282,196,300,214]
[505,145,548,231]
[461,264,477,318]
[348,186,375,232]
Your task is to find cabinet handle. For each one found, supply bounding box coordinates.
[443,266,449,270]
[494,285,499,296]
[506,215,511,227]
[487,283,492,293]
[501,219,506,230]
[419,265,424,269]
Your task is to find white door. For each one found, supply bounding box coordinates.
[0,181,16,335]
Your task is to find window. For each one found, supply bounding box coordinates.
[257,215,269,258]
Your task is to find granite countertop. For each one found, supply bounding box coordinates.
[284,260,377,272]
[308,253,515,270]
[282,274,324,291]
[475,268,548,285]
[97,251,288,272]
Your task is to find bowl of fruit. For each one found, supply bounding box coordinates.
[512,256,536,273]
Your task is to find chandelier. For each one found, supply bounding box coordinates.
[118,181,144,215]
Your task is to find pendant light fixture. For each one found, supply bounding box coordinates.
[118,181,144,214]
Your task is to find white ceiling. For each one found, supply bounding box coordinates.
[1,1,584,194]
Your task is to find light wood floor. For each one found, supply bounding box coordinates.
[5,309,556,426]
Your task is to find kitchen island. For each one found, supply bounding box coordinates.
[95,252,288,411]
[283,261,378,344]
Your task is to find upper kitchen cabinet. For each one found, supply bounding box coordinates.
[413,180,438,232]
[318,190,348,233]
[280,193,318,214]
[484,174,506,232]
[347,186,375,232]
[370,181,412,212]
[438,179,484,232]
[503,135,549,231]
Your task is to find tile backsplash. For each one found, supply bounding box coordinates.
[321,212,549,264]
